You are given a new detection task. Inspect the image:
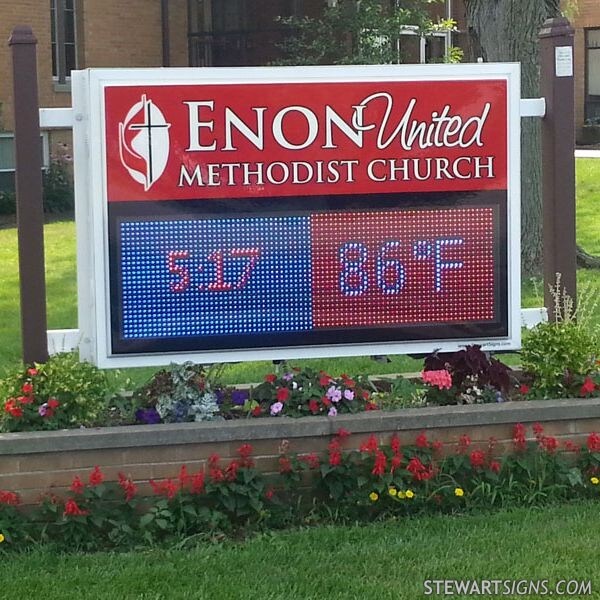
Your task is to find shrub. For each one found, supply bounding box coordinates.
[521,275,599,398]
[0,352,110,432]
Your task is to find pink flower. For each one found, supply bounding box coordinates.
[270,402,284,416]
[421,370,452,390]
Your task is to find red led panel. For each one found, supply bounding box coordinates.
[310,207,495,328]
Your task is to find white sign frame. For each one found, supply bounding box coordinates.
[72,63,521,368]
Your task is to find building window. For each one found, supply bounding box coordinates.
[585,28,600,122]
[50,0,77,83]
[0,134,50,173]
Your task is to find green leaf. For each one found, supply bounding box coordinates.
[139,513,155,527]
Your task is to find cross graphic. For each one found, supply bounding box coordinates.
[128,95,170,187]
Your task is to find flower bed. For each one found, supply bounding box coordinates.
[1,414,600,551]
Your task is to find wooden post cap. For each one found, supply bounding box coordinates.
[8,25,37,46]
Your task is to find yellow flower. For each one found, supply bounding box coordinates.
[398,491,407,499]
[369,492,379,502]
[455,487,465,497]
[0,533,5,543]
[388,487,398,497]
[405,489,415,499]
[591,477,599,486]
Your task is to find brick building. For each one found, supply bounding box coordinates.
[0,0,598,187]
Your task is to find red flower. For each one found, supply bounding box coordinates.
[361,390,370,401]
[300,453,320,470]
[541,435,559,454]
[27,368,38,377]
[237,443,253,459]
[278,456,293,474]
[88,466,104,486]
[4,399,22,418]
[0,490,20,505]
[21,382,33,395]
[580,376,596,396]
[264,373,277,383]
[117,472,137,501]
[225,460,240,481]
[532,422,544,437]
[470,450,486,469]
[17,395,33,405]
[432,440,443,453]
[390,454,403,473]
[149,478,178,499]
[63,498,88,517]
[178,465,190,487]
[489,460,501,474]
[390,434,401,454]
[47,398,60,409]
[336,428,351,438]
[341,375,355,388]
[458,434,471,452]
[328,450,342,466]
[564,440,580,453]
[371,450,387,476]
[276,387,290,402]
[587,432,600,452]
[265,488,275,500]
[415,432,429,448]
[407,457,434,481]
[251,406,262,417]
[208,453,220,468]
[322,396,331,407]
[513,423,527,452]
[209,467,224,483]
[70,476,85,494]
[308,399,320,414]
[364,401,378,411]
[519,384,530,395]
[359,434,379,453]
[319,372,332,386]
[191,470,205,494]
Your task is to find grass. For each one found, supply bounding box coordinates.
[0,158,599,385]
[1,501,599,599]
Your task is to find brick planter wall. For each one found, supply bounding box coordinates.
[1,399,600,504]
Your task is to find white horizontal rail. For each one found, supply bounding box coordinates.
[39,107,74,129]
[520,98,546,118]
[47,308,548,356]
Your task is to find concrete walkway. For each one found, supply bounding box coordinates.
[575,149,600,158]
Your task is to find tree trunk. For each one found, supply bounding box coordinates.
[463,0,560,276]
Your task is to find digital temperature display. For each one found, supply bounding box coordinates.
[108,193,507,354]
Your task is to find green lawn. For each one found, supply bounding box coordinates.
[2,501,599,599]
[0,158,599,385]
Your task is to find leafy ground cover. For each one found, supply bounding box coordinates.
[1,501,599,599]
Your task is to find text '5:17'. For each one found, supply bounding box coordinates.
[167,247,261,292]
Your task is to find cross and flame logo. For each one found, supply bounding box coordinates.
[118,95,171,191]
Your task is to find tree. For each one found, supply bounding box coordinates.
[276,0,457,66]
[463,0,561,275]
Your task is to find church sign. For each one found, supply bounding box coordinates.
[72,64,521,367]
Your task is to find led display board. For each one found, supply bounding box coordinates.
[72,64,521,367]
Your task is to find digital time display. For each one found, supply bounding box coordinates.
[108,192,507,354]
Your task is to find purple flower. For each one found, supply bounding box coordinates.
[215,390,225,405]
[231,389,250,406]
[328,406,338,417]
[326,386,342,403]
[270,402,284,416]
[38,403,49,417]
[135,407,161,425]
[343,389,355,401]
[282,372,294,381]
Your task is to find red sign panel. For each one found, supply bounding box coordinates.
[104,80,507,202]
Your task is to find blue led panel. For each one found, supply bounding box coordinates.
[119,216,312,338]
